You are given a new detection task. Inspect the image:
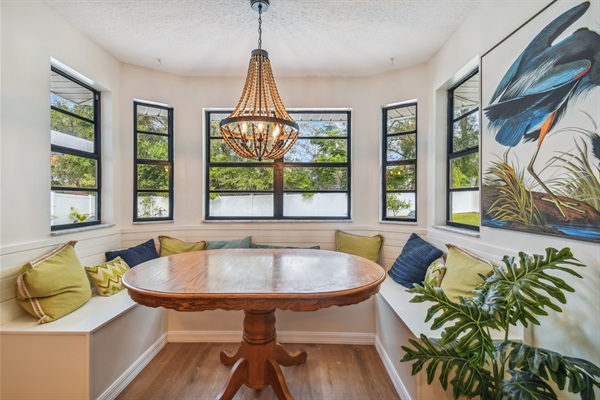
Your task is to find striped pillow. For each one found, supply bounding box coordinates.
[85,257,130,296]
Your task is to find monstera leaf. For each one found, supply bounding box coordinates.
[401,334,496,399]
[481,247,584,327]
[501,370,557,400]
[506,342,600,399]
[408,283,499,366]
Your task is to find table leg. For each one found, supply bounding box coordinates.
[216,309,307,400]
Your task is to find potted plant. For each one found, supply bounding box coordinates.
[401,247,600,399]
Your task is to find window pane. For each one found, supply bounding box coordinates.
[284,193,348,217]
[136,105,168,134]
[450,191,480,226]
[209,113,229,137]
[284,139,347,163]
[51,190,97,225]
[137,134,168,160]
[51,153,96,188]
[209,167,273,191]
[137,164,169,190]
[284,167,348,191]
[387,105,416,134]
[50,72,94,120]
[50,110,95,151]
[387,134,416,161]
[209,139,267,163]
[291,114,348,137]
[385,193,416,219]
[450,153,479,189]
[386,165,415,191]
[209,193,273,217]
[137,193,171,218]
[453,112,479,152]
[453,74,479,119]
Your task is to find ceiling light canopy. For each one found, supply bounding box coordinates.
[219,0,299,162]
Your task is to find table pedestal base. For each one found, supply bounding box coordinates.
[216,309,307,400]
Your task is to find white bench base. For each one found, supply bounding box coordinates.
[1,290,167,400]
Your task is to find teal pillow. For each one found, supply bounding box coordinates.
[250,243,320,249]
[207,236,251,249]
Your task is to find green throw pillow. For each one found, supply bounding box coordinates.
[16,241,92,323]
[335,230,383,263]
[207,236,251,250]
[440,245,493,302]
[85,257,130,296]
[159,236,207,256]
[423,257,446,287]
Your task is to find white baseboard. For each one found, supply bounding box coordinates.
[375,336,411,400]
[168,330,375,345]
[97,332,168,400]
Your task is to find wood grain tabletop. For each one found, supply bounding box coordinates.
[122,249,386,312]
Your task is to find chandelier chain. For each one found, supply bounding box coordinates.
[258,4,262,49]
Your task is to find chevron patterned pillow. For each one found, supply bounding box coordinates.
[85,257,130,296]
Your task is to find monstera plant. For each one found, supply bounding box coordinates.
[401,247,600,399]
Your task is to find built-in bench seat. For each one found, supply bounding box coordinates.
[375,276,526,400]
[1,290,167,400]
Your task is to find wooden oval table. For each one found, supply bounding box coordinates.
[122,248,386,400]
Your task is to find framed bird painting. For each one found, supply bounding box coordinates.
[481,0,600,243]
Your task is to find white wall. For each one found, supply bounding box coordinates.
[0,2,121,247]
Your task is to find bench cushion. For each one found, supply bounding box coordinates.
[388,233,443,288]
[440,245,493,302]
[335,230,383,263]
[159,236,207,256]
[106,239,159,267]
[207,236,251,249]
[16,241,92,323]
[85,257,130,296]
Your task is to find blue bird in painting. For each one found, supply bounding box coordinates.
[484,1,600,218]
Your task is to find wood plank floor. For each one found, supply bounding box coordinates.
[117,343,401,400]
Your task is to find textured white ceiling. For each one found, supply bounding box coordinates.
[43,0,483,78]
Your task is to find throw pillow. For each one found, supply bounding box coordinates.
[105,239,159,267]
[206,236,251,250]
[250,242,321,249]
[158,236,207,257]
[16,241,92,323]
[388,233,444,288]
[85,257,130,296]
[440,245,494,302]
[423,257,446,287]
[335,230,383,263]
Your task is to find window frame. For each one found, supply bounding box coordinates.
[446,69,480,231]
[381,102,418,222]
[50,67,102,231]
[133,101,174,222]
[204,109,352,221]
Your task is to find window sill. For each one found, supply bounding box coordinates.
[432,225,480,238]
[133,220,174,225]
[202,219,353,223]
[379,220,418,225]
[51,223,115,236]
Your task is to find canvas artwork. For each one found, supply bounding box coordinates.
[481,0,600,242]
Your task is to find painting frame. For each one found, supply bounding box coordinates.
[480,0,600,243]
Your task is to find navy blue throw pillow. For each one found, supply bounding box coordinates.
[388,233,443,288]
[105,239,159,267]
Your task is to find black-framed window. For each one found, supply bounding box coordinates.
[50,67,101,230]
[134,101,174,221]
[382,102,417,221]
[447,70,480,229]
[205,110,351,220]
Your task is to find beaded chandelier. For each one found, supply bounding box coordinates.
[219,0,299,161]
